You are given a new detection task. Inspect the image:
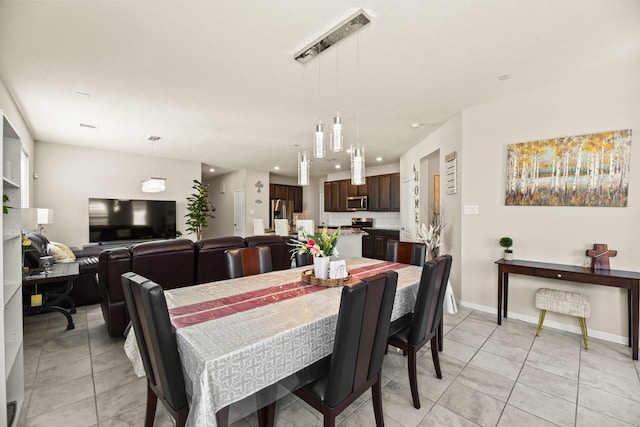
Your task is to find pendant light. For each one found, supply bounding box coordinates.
[351,144,365,185]
[298,151,310,186]
[330,43,343,152]
[298,65,310,186]
[313,42,325,158]
[351,21,365,185]
[142,135,166,193]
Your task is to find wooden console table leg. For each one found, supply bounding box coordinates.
[504,273,509,319]
[632,284,639,360]
[497,269,503,325]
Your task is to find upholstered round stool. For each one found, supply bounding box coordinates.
[535,288,591,349]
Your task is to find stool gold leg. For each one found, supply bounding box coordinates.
[579,317,589,349]
[536,310,546,336]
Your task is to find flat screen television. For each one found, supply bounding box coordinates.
[88,198,177,243]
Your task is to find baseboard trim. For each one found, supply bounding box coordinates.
[458,300,628,346]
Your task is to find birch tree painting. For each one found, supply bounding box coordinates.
[505,129,631,207]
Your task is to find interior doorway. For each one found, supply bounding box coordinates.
[233,189,245,237]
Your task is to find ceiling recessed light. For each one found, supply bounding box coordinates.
[497,73,510,81]
[376,157,382,162]
[335,164,341,169]
[274,166,280,170]
[209,168,215,172]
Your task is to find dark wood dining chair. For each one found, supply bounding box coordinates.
[121,272,230,427]
[294,252,312,267]
[261,271,398,427]
[224,246,272,279]
[385,239,427,266]
[387,254,452,409]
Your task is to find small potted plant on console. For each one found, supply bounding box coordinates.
[499,237,514,261]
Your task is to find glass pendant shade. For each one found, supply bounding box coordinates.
[350,144,365,185]
[314,122,325,158]
[330,113,343,152]
[298,151,310,186]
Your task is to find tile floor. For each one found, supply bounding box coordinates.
[19,304,640,427]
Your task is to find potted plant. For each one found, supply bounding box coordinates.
[185,180,216,241]
[3,194,11,214]
[499,237,514,260]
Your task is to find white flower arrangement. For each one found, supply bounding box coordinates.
[416,204,446,259]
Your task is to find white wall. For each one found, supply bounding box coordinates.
[205,168,270,238]
[34,141,200,248]
[401,114,463,298]
[460,63,640,342]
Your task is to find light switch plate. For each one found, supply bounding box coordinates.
[463,205,479,215]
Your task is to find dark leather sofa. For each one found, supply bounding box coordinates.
[98,235,294,337]
[23,231,101,307]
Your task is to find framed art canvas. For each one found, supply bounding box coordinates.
[505,129,631,207]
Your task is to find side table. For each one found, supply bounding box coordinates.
[22,262,80,330]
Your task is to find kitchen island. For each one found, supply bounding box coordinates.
[330,228,366,259]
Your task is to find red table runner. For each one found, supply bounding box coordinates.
[170,261,403,329]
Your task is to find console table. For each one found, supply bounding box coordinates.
[495,259,640,360]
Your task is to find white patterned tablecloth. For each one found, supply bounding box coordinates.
[125,257,423,427]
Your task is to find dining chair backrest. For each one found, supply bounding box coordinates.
[121,272,188,413]
[294,252,312,267]
[324,271,398,407]
[385,239,427,266]
[225,246,272,279]
[408,255,453,345]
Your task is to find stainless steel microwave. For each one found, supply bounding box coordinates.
[346,196,368,211]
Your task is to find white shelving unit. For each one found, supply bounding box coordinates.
[2,113,24,427]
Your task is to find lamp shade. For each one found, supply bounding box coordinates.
[37,208,54,225]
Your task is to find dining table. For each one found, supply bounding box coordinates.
[124,257,450,427]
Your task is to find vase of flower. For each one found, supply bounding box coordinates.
[289,226,341,279]
[313,256,330,279]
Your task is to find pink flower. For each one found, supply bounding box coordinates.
[309,244,322,256]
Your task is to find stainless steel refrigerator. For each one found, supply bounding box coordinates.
[270,199,294,230]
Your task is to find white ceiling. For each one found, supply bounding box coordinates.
[1,1,639,180]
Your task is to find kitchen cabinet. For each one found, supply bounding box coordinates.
[348,182,367,197]
[378,174,392,211]
[324,179,349,212]
[362,229,400,260]
[362,233,374,258]
[366,176,379,211]
[337,180,349,211]
[324,173,399,212]
[324,182,332,211]
[391,173,400,212]
[270,184,288,200]
[288,186,303,212]
[270,184,303,212]
[330,181,340,211]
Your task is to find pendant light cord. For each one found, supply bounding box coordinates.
[356,28,360,143]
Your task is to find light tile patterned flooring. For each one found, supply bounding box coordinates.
[19,304,640,427]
